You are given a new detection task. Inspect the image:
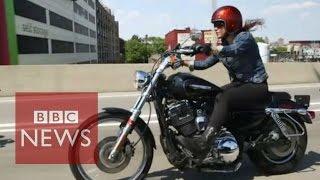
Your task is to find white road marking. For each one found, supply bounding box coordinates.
[0,129,15,133]
[0,114,159,129]
[1,106,320,129]
[0,83,319,103]
[269,83,320,90]
[0,120,160,133]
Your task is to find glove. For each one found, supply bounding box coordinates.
[211,45,224,55]
[192,43,212,56]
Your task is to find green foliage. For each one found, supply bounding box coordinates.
[125,35,166,63]
[255,37,266,43]
[125,36,150,63]
[271,46,287,54]
[148,37,166,54]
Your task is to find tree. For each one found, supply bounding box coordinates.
[148,37,166,54]
[271,46,288,54]
[255,36,266,43]
[125,35,166,63]
[125,35,150,63]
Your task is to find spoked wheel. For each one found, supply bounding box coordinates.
[69,113,154,180]
[248,114,307,175]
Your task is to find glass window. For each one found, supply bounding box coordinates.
[52,40,74,53]
[88,0,95,10]
[17,35,48,54]
[90,45,96,53]
[74,22,89,36]
[90,30,96,38]
[14,0,47,23]
[76,43,90,53]
[89,14,95,24]
[49,11,73,31]
[74,2,89,20]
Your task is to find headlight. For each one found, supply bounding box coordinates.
[134,71,151,90]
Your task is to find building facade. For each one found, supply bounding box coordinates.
[96,0,120,63]
[6,0,98,64]
[165,27,217,60]
[119,38,126,63]
[288,40,320,61]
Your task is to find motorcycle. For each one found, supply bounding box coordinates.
[69,32,315,180]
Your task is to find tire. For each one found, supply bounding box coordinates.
[247,114,308,175]
[69,112,154,180]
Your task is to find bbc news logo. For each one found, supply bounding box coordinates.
[16,93,98,164]
[21,111,90,148]
[34,111,79,124]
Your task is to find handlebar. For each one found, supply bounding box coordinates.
[169,43,212,56]
[173,48,195,55]
[160,43,211,70]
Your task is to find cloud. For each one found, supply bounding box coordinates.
[115,9,142,25]
[263,1,320,16]
[299,12,311,19]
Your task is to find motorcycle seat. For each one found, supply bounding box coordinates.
[230,92,291,112]
[268,91,291,101]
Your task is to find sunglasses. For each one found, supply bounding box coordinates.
[213,21,225,28]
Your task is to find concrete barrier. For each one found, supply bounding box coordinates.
[0,62,320,97]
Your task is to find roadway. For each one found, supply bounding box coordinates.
[0,83,320,179]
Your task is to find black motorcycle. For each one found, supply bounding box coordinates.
[69,43,315,180]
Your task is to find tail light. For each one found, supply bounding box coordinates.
[307,111,315,120]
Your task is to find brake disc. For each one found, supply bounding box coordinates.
[94,136,133,174]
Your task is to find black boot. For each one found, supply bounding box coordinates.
[176,126,217,157]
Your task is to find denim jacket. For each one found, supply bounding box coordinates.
[193,31,268,83]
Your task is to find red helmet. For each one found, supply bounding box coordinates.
[211,6,243,34]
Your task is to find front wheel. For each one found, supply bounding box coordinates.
[69,112,154,180]
[248,114,308,175]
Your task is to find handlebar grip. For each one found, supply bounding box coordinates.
[175,49,195,55]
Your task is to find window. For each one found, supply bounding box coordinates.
[76,43,90,53]
[89,14,95,24]
[74,22,89,36]
[88,0,95,9]
[49,11,73,31]
[17,35,48,54]
[14,0,46,23]
[74,2,89,19]
[90,30,96,38]
[52,40,74,53]
[90,45,96,53]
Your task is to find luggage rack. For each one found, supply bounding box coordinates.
[265,108,306,138]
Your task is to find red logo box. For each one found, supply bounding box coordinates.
[15,93,98,164]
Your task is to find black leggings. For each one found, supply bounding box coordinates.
[208,81,269,128]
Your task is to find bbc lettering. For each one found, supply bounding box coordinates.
[34,111,78,124]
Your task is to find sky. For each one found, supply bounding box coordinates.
[100,0,320,42]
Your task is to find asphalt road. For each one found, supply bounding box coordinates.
[1,84,320,180]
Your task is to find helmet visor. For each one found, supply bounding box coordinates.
[213,20,225,28]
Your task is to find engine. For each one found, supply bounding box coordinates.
[166,100,209,137]
[166,100,240,164]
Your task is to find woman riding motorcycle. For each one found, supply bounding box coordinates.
[182,6,269,154]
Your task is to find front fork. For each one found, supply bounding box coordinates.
[108,64,167,161]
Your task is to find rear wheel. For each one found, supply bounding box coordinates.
[248,114,307,175]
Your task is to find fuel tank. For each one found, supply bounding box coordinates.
[166,73,222,99]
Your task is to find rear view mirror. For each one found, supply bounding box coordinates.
[190,29,202,41]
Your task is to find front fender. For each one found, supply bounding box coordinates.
[102,107,156,149]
